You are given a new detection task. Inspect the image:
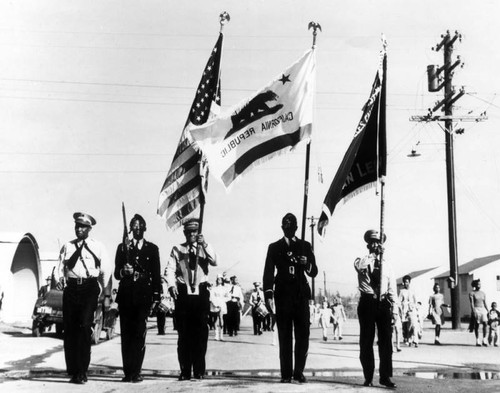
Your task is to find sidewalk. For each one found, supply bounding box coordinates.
[1,317,500,392]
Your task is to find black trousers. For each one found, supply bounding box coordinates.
[157,311,166,333]
[357,295,393,382]
[275,294,310,379]
[119,303,150,378]
[226,301,240,335]
[252,308,263,334]
[62,279,99,377]
[175,284,210,378]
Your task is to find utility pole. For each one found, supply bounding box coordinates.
[323,271,327,300]
[410,31,487,329]
[308,216,318,300]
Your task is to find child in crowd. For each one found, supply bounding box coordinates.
[318,300,334,341]
[406,303,421,347]
[331,297,347,340]
[488,302,500,346]
[392,302,402,352]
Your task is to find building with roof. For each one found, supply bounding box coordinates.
[434,254,500,320]
[0,232,42,324]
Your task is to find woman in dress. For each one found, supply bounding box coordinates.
[210,275,229,341]
[469,279,489,346]
[398,275,417,344]
[428,283,448,345]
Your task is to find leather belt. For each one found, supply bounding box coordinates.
[123,272,149,281]
[67,276,97,285]
[360,292,377,299]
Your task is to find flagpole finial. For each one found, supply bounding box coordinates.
[381,33,387,51]
[219,11,230,32]
[308,21,322,49]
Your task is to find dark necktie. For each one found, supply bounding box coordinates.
[66,242,84,270]
[371,260,381,294]
[188,245,197,270]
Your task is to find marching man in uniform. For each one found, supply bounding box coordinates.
[354,229,396,389]
[114,213,162,383]
[263,213,318,383]
[165,218,217,381]
[57,212,111,384]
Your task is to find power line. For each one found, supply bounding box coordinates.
[0,77,446,97]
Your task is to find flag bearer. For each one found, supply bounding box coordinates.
[354,230,396,388]
[165,218,217,380]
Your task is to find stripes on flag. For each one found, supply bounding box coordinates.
[221,128,305,185]
[157,33,223,229]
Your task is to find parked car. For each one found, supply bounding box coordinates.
[32,288,64,337]
[31,281,118,344]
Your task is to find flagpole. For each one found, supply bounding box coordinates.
[300,22,321,301]
[301,22,321,243]
[378,176,386,301]
[196,12,230,265]
[301,143,311,241]
[378,37,387,302]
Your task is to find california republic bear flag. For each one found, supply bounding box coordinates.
[317,44,387,237]
[188,49,316,189]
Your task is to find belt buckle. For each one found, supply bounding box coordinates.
[77,277,83,285]
[133,272,139,281]
[289,266,295,275]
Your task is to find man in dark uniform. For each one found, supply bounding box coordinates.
[354,229,396,389]
[114,214,162,383]
[226,275,243,336]
[165,218,217,381]
[263,213,318,383]
[57,212,111,384]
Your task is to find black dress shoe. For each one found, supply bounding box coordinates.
[82,373,88,382]
[132,374,143,383]
[293,374,307,383]
[280,378,292,383]
[69,375,85,384]
[121,375,132,382]
[363,380,373,387]
[178,374,191,381]
[193,374,204,380]
[379,378,397,388]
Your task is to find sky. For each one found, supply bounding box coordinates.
[1,0,500,297]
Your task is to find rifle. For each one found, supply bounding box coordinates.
[121,202,146,280]
[121,202,132,266]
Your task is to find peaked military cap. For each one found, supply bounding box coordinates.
[183,218,199,230]
[73,212,96,227]
[363,229,386,243]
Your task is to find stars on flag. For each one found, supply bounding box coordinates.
[279,73,291,84]
[189,55,221,126]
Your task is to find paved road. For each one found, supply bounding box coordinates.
[1,317,500,392]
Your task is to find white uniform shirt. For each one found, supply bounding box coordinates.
[57,237,111,294]
[165,241,217,289]
[354,253,396,301]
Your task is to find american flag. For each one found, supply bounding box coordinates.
[157,33,223,229]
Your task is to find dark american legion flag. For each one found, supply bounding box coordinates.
[157,33,223,229]
[317,45,387,237]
